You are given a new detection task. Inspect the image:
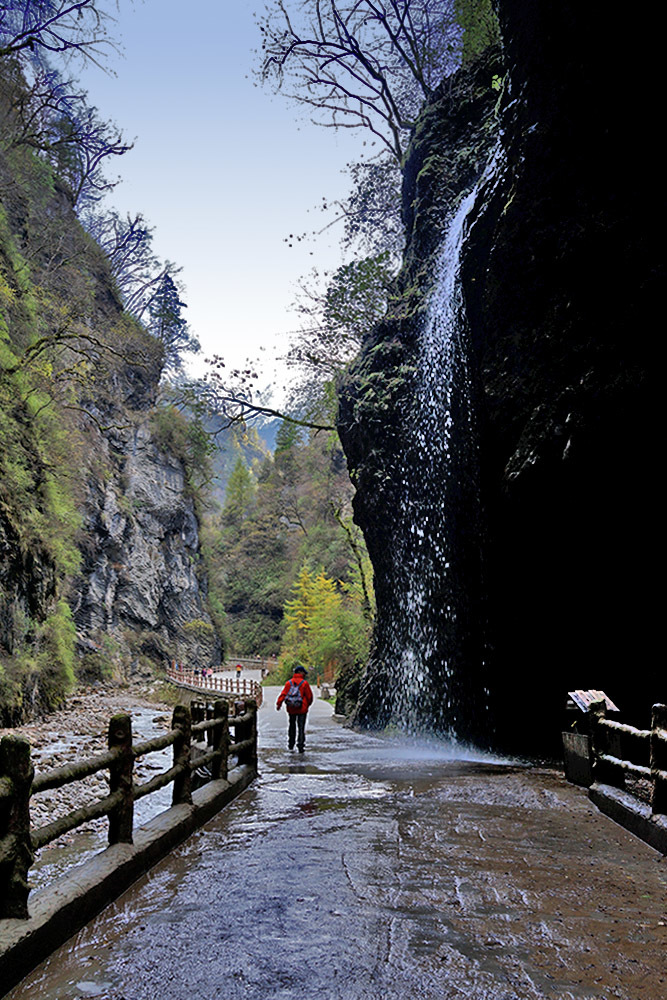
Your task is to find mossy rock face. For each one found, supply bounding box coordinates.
[339,45,503,569]
[0,65,221,720]
[337,47,502,740]
[340,44,503,483]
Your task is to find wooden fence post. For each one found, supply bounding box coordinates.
[0,736,34,919]
[237,700,258,771]
[172,704,193,806]
[249,700,258,772]
[650,703,667,816]
[211,700,229,782]
[589,700,625,788]
[108,714,134,845]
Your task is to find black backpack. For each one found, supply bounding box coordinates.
[284,678,305,711]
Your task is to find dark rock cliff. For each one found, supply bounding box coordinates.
[464,2,661,745]
[338,48,502,741]
[338,5,661,749]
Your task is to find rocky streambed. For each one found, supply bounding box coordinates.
[1,682,174,889]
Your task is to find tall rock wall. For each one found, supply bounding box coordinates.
[338,5,661,749]
[338,48,503,742]
[74,396,219,679]
[0,102,218,721]
[463,1,661,744]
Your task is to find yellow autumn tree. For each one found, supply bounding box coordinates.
[279,563,372,681]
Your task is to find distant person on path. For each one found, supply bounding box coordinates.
[276,666,313,753]
[236,663,242,679]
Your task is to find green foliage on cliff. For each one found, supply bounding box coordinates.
[0,53,201,721]
[0,184,85,720]
[34,600,77,705]
[454,1,500,64]
[201,417,373,674]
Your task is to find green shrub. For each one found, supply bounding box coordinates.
[34,600,76,709]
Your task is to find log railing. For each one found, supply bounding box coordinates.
[0,698,257,919]
[589,701,667,819]
[166,663,264,706]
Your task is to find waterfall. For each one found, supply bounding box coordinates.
[372,188,486,739]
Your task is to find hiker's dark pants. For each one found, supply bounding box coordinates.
[288,712,307,750]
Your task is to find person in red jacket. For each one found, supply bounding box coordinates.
[276,665,314,753]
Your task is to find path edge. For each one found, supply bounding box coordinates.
[589,782,667,854]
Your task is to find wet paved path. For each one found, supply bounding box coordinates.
[9,690,667,1000]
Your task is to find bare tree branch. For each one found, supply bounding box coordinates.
[169,367,335,434]
[257,1,461,163]
[0,1,117,68]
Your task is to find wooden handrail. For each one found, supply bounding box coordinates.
[133,764,186,802]
[596,754,651,779]
[31,747,122,794]
[31,790,125,851]
[596,718,650,739]
[133,729,179,758]
[165,664,264,707]
[192,716,227,735]
[588,701,667,818]
[0,696,258,920]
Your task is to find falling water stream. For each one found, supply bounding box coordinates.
[367,186,486,739]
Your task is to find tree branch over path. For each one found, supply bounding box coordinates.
[171,363,336,434]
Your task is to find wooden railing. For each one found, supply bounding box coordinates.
[589,701,667,820]
[0,698,257,920]
[166,663,264,706]
[224,656,277,673]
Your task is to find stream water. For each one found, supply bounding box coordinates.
[8,690,666,1000]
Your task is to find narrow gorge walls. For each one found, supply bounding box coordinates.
[465,0,661,745]
[73,397,220,684]
[0,103,218,722]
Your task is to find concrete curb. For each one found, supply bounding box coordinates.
[0,764,255,997]
[589,782,667,854]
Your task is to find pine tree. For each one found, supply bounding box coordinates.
[148,273,199,374]
[223,457,257,527]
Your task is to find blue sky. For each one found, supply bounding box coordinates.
[78,0,364,380]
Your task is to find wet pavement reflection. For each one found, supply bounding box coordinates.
[8,689,667,1000]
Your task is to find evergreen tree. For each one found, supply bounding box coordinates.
[148,272,199,374]
[223,457,257,527]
